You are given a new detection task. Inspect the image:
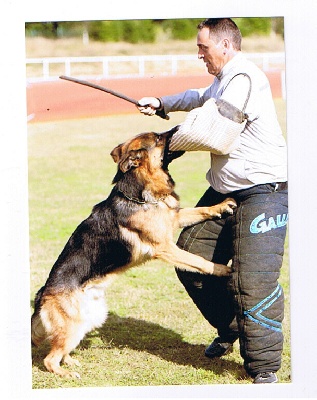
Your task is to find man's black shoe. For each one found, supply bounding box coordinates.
[204,337,234,359]
[253,372,278,384]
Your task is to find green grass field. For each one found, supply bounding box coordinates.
[28,101,290,388]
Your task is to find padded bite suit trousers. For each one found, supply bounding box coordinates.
[176,183,288,376]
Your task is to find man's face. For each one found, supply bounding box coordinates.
[197,27,226,76]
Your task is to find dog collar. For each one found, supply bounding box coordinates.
[118,189,167,205]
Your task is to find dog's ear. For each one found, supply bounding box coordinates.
[119,149,147,173]
[110,144,123,163]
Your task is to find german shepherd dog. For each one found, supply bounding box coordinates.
[31,126,236,378]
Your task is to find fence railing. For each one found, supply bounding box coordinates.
[26,52,285,82]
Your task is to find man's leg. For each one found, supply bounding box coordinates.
[230,184,288,380]
[176,187,238,343]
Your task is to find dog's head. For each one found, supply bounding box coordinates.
[111,126,183,177]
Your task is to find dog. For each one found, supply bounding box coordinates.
[31,126,236,378]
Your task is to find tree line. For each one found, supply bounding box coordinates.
[25,18,284,43]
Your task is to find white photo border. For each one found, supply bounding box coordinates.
[2,0,317,398]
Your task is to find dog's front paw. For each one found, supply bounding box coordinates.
[212,263,232,277]
[218,198,237,215]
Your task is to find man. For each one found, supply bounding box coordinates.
[137,18,288,384]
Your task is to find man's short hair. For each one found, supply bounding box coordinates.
[198,18,242,51]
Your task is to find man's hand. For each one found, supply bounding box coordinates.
[137,97,161,116]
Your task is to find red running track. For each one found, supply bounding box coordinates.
[26,72,282,123]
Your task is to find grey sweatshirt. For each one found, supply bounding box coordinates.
[161,52,287,194]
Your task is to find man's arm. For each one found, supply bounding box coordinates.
[168,75,252,155]
[137,86,210,117]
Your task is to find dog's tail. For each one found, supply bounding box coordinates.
[31,287,46,346]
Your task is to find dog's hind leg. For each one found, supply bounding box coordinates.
[42,311,93,378]
[41,286,108,378]
[44,351,79,378]
[44,334,82,379]
[39,291,86,378]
